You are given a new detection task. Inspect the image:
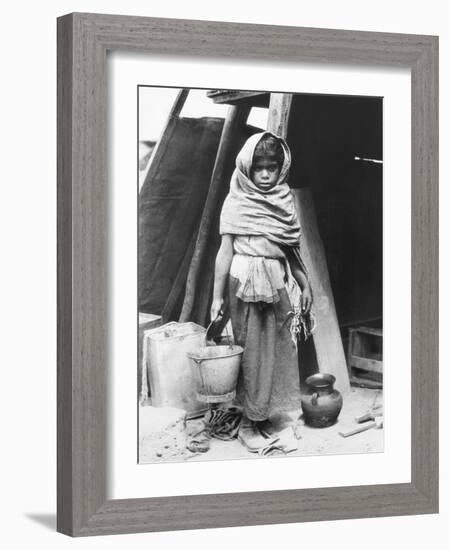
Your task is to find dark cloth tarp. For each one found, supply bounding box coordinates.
[138,117,224,318]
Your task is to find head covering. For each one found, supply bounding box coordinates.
[219,131,301,246]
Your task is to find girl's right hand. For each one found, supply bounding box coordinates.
[300,284,313,314]
[210,298,224,322]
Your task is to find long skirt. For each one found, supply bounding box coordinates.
[228,275,301,421]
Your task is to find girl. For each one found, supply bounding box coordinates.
[210,131,313,451]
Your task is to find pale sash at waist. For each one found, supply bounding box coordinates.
[230,253,301,305]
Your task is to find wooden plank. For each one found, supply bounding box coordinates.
[357,326,383,337]
[339,421,377,438]
[350,375,383,390]
[340,315,382,329]
[349,356,383,374]
[293,188,351,394]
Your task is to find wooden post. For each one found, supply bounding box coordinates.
[294,188,350,394]
[267,93,292,136]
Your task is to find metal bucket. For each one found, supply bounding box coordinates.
[187,345,243,403]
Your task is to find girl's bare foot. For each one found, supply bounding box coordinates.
[238,418,278,452]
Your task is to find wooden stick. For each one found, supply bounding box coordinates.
[339,421,376,438]
[355,410,383,424]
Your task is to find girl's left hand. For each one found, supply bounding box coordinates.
[300,284,313,314]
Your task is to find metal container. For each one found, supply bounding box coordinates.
[143,322,206,414]
[187,345,243,403]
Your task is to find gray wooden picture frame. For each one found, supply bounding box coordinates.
[57,12,439,537]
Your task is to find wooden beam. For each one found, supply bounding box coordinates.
[267,93,293,136]
[294,188,351,395]
[207,90,269,107]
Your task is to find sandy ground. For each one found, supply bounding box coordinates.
[139,386,383,464]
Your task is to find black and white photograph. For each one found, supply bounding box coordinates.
[1,0,443,544]
[138,87,383,464]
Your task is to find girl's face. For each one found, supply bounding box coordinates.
[251,158,281,191]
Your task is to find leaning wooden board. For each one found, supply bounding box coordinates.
[294,189,350,394]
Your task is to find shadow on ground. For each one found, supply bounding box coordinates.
[25,513,56,531]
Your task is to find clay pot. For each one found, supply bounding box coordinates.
[300,373,343,428]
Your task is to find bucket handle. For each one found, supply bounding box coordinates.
[205,311,233,349]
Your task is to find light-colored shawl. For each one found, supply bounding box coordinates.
[219,131,301,246]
